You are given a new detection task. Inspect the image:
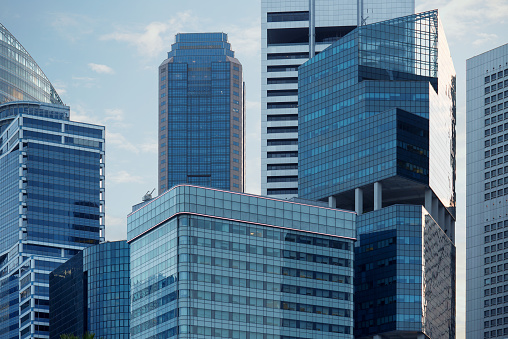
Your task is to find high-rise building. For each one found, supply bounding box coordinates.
[49,241,130,339]
[298,10,456,338]
[0,21,104,339]
[128,184,356,338]
[158,33,245,194]
[261,0,415,199]
[466,43,508,339]
[0,101,105,339]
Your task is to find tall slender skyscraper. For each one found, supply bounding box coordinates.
[261,0,415,199]
[299,10,456,338]
[158,33,245,194]
[0,23,105,339]
[466,43,508,339]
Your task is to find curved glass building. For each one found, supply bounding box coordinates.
[0,23,63,105]
[50,241,130,339]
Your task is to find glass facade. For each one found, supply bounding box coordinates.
[260,0,415,199]
[355,205,455,338]
[466,44,508,338]
[298,10,456,212]
[298,10,456,339]
[0,23,63,105]
[0,101,104,339]
[128,184,355,338]
[49,241,130,339]
[159,33,244,194]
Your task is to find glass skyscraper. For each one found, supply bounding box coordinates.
[128,184,356,338]
[158,33,244,194]
[49,241,130,339]
[261,0,415,199]
[0,23,105,339]
[298,10,456,338]
[466,43,508,339]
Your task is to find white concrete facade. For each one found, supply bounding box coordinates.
[466,43,508,339]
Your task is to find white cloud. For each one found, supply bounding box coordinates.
[104,108,124,122]
[417,0,508,44]
[107,131,139,154]
[109,170,144,184]
[100,11,197,58]
[140,140,158,154]
[49,12,94,43]
[473,33,498,46]
[105,214,127,241]
[226,19,261,57]
[88,63,115,74]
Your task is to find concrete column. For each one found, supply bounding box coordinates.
[432,196,438,221]
[309,0,315,58]
[438,204,445,226]
[328,196,336,208]
[355,188,363,215]
[424,189,433,213]
[374,181,382,210]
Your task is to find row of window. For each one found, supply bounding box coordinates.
[485,242,508,254]
[485,295,508,307]
[485,318,508,328]
[485,306,508,317]
[486,285,508,296]
[185,251,351,277]
[484,328,508,338]
[485,80,508,94]
[484,188,508,201]
[485,91,508,104]
[187,308,351,334]
[184,217,352,250]
[485,263,508,276]
[183,247,351,268]
[485,123,508,137]
[485,177,508,190]
[486,253,508,265]
[183,271,351,301]
[485,69,508,84]
[485,102,506,115]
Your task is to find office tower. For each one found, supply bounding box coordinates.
[0,23,105,339]
[299,10,456,338]
[158,33,245,194]
[128,184,355,338]
[0,23,63,105]
[0,102,105,339]
[261,0,415,199]
[466,44,508,339]
[49,241,130,339]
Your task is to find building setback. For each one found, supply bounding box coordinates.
[49,241,130,339]
[466,43,508,339]
[158,33,245,194]
[0,23,105,339]
[261,0,415,199]
[298,10,456,338]
[128,184,356,338]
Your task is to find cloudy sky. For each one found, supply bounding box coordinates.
[1,0,508,336]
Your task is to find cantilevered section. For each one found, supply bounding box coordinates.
[0,23,64,105]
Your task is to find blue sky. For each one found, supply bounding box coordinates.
[2,0,508,336]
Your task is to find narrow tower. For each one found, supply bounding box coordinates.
[158,33,245,194]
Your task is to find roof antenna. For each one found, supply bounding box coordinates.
[142,188,155,202]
